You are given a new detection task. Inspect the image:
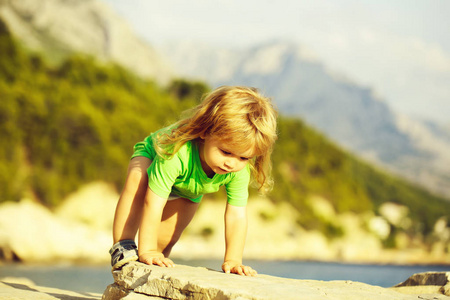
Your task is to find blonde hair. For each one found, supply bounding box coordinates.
[155,86,278,193]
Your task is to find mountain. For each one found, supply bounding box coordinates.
[0,0,173,82]
[2,0,448,199]
[161,40,450,199]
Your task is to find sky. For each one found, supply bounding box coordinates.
[103,0,450,124]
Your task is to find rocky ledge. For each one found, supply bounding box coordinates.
[102,262,450,300]
[0,277,101,300]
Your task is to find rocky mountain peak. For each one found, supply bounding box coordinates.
[0,0,173,82]
[240,40,318,76]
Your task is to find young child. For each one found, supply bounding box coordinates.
[110,86,277,276]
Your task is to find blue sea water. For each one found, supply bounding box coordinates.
[1,259,449,294]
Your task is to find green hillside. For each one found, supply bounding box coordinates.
[271,118,450,237]
[0,20,200,205]
[1,21,449,245]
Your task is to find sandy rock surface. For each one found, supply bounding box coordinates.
[102,261,440,300]
[0,277,101,300]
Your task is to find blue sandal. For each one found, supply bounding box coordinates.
[109,240,138,270]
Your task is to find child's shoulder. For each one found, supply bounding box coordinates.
[176,139,196,157]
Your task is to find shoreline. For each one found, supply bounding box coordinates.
[1,188,449,268]
[2,255,450,268]
[173,255,450,267]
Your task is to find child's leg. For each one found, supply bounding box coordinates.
[157,198,199,257]
[113,156,151,243]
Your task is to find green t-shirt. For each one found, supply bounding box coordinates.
[132,129,250,206]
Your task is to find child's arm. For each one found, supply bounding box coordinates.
[138,187,174,267]
[222,203,257,276]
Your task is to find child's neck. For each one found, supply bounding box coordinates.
[197,140,215,178]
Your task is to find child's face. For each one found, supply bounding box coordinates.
[199,135,253,176]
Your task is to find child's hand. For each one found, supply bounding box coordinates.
[139,251,174,267]
[222,260,257,277]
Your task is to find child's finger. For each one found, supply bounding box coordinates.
[222,262,231,274]
[233,265,244,276]
[152,257,165,267]
[242,266,257,277]
[162,258,175,267]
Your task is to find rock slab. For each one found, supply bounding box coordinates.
[102,261,426,300]
[392,271,450,296]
